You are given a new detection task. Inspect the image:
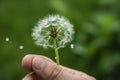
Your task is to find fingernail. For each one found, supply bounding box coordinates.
[33,57,45,71]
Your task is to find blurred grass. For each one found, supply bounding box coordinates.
[0,0,120,80]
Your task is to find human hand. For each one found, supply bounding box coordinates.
[22,55,96,80]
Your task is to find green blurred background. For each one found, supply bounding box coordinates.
[0,0,120,80]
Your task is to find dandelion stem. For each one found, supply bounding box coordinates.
[53,39,60,65]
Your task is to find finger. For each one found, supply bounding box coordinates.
[23,72,44,80]
[22,54,54,71]
[22,55,62,80]
[31,56,60,80]
[22,55,96,80]
[22,72,37,80]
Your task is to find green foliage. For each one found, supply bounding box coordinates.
[0,0,120,80]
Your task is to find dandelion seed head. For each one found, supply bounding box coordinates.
[32,14,74,49]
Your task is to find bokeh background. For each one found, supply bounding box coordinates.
[0,0,120,80]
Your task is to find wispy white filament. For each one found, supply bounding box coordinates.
[32,14,74,48]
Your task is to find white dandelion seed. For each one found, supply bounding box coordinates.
[70,44,74,48]
[32,14,74,49]
[5,37,9,42]
[19,45,24,49]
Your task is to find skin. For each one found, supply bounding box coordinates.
[22,55,96,80]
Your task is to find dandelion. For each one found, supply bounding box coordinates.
[32,14,74,65]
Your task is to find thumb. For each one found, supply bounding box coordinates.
[32,56,62,80]
[22,55,96,80]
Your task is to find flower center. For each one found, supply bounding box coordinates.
[49,27,58,38]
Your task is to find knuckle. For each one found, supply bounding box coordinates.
[48,65,63,80]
